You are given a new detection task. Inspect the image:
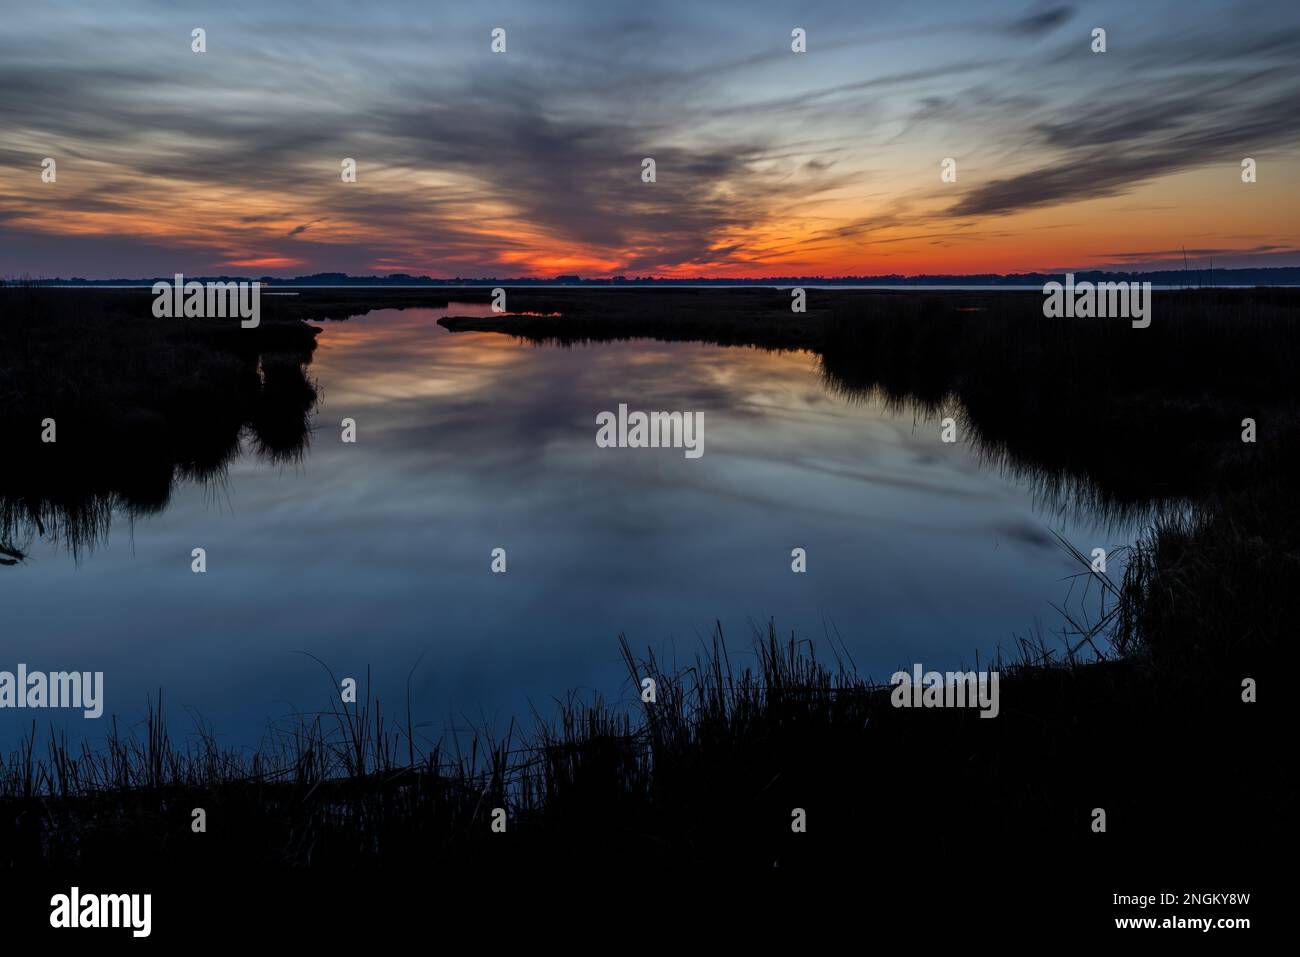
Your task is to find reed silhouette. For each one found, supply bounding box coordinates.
[1,612,1286,874]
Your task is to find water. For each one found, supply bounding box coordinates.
[0,304,1136,749]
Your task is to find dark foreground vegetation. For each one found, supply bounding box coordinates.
[0,287,1293,886]
[0,287,322,563]
[0,614,1288,873]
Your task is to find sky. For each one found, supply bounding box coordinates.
[1,0,1298,279]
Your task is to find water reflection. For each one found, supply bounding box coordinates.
[2,305,1142,748]
[0,328,318,564]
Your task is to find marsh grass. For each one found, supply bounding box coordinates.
[2,571,1285,871]
[0,288,321,561]
[817,289,1300,523]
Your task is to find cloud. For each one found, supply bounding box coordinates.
[288,219,325,238]
[0,0,1297,276]
[945,26,1300,218]
[1006,5,1075,36]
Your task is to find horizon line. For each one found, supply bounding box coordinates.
[9,264,1300,285]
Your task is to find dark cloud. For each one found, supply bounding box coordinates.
[1007,5,1075,36]
[288,220,325,238]
[947,29,1300,219]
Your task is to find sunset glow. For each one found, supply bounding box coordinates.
[2,0,1297,278]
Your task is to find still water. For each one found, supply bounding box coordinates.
[1,305,1135,748]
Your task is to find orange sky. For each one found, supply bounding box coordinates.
[2,1,1298,278]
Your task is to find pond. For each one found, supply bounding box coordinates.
[0,304,1137,749]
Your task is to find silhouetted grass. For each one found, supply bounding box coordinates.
[816,289,1300,524]
[2,576,1287,871]
[0,288,321,561]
